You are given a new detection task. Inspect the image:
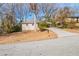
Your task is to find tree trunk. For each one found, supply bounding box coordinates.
[76,18,78,23]
[33,13,37,31]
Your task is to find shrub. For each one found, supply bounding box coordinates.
[0,28,3,35]
[55,20,68,28]
[12,24,21,32]
[51,20,56,27]
[38,21,48,31]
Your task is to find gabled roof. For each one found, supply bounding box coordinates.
[22,20,34,24]
[67,17,79,18]
[22,20,39,24]
[67,16,79,18]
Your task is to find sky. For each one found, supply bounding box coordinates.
[28,3,79,19]
[58,3,79,10]
[56,3,79,16]
[0,3,79,20]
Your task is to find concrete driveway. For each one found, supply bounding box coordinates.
[48,27,79,37]
[0,35,79,56]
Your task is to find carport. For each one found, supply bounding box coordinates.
[68,16,79,23]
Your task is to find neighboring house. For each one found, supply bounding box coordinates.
[65,16,79,23]
[22,20,39,31]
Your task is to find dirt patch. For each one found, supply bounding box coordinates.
[0,31,57,44]
[64,28,79,33]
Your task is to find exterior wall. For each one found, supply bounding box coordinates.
[22,23,38,31]
[65,18,77,22]
[65,18,72,22]
[28,24,35,30]
[65,18,79,23]
[22,24,28,31]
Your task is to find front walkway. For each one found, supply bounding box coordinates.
[48,27,79,37]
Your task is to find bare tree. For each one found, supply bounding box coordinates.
[1,12,15,33]
[0,3,4,24]
[13,3,24,22]
[38,3,57,21]
[0,3,19,33]
[14,3,29,22]
[29,3,38,15]
[29,3,39,31]
[55,7,73,25]
[28,3,57,22]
